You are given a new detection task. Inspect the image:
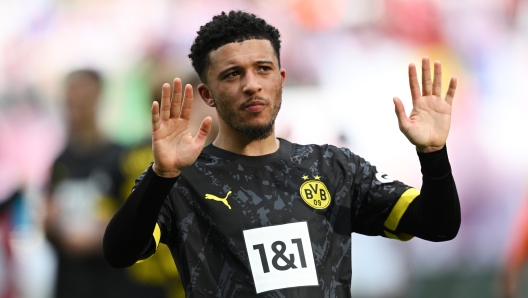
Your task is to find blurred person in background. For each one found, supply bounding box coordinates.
[44,69,169,298]
[0,191,17,298]
[118,70,218,297]
[0,89,64,298]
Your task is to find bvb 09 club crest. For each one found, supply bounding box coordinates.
[300,175,331,209]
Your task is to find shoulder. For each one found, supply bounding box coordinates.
[95,142,127,170]
[288,140,360,163]
[102,141,126,156]
[52,144,73,164]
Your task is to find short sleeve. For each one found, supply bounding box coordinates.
[351,159,419,241]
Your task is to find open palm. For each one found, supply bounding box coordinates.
[151,78,212,177]
[393,57,457,153]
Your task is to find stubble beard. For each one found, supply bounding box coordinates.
[213,86,282,141]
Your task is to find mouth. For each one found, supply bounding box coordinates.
[242,98,267,113]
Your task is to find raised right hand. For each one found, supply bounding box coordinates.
[151,78,212,178]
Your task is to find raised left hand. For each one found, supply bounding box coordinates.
[393,57,457,153]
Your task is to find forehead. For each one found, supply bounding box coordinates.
[67,74,99,89]
[207,39,277,72]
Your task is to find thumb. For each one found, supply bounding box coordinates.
[393,97,409,131]
[194,116,212,147]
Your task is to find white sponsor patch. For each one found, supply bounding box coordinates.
[375,172,395,183]
[243,222,318,293]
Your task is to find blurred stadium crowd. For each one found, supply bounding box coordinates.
[1,0,528,297]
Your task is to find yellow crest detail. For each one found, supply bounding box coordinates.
[205,191,232,209]
[300,177,331,209]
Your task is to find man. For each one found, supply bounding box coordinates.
[103,11,460,297]
[46,69,170,298]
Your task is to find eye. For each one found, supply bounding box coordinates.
[225,71,239,79]
[258,66,271,72]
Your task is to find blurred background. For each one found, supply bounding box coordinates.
[1,0,528,297]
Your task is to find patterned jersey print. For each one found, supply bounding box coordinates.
[137,139,415,298]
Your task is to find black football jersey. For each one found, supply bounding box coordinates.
[139,138,418,297]
[50,143,169,298]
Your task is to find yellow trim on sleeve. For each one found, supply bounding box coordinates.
[383,188,420,241]
[384,230,414,241]
[153,223,161,249]
[136,223,162,263]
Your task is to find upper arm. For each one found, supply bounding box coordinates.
[382,188,419,241]
[136,223,162,262]
[136,194,173,262]
[350,160,419,241]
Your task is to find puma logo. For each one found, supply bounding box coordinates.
[205,191,233,209]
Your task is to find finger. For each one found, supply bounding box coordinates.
[170,78,183,118]
[393,97,409,132]
[432,60,442,97]
[179,84,194,121]
[408,63,420,101]
[151,101,160,131]
[445,77,457,105]
[160,83,172,121]
[194,116,212,147]
[421,57,432,96]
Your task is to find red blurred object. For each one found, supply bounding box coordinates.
[505,189,528,274]
[381,0,444,45]
[290,0,346,32]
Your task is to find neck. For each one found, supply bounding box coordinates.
[68,121,105,152]
[213,125,279,156]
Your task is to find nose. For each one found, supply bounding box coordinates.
[242,71,262,95]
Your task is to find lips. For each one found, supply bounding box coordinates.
[242,99,267,112]
[245,104,265,112]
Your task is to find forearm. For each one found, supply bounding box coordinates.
[397,145,461,241]
[103,165,177,267]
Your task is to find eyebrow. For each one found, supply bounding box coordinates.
[255,60,274,65]
[218,66,239,78]
[217,60,275,78]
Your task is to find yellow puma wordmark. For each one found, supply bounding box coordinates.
[205,191,233,209]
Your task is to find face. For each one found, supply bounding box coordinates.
[198,39,286,140]
[65,74,100,127]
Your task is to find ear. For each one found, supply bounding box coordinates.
[198,83,215,107]
[280,68,286,90]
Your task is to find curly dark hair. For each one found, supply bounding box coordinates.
[189,11,281,83]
